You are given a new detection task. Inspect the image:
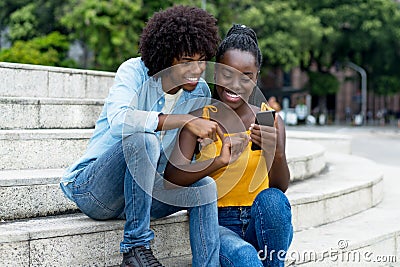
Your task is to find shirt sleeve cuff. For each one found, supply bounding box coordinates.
[145,111,161,132]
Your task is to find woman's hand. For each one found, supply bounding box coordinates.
[249,114,286,169]
[250,114,290,191]
[217,132,249,166]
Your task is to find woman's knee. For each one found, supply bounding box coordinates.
[220,242,262,267]
[255,188,290,209]
[253,188,292,224]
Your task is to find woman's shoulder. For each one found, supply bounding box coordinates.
[250,104,260,113]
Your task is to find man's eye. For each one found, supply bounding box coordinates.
[222,73,231,79]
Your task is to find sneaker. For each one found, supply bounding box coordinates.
[120,246,164,267]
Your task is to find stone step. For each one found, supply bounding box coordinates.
[0,62,113,99]
[0,154,383,266]
[287,152,383,232]
[287,129,353,154]
[287,165,400,266]
[0,139,326,220]
[286,139,326,182]
[0,97,103,129]
[0,169,76,220]
[0,129,92,170]
[0,212,191,267]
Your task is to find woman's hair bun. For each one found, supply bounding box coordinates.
[226,24,258,45]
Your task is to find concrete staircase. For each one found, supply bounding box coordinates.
[0,62,398,267]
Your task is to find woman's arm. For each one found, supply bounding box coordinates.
[268,115,290,192]
[164,124,248,186]
[164,125,225,186]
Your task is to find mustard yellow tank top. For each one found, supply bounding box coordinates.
[196,105,270,207]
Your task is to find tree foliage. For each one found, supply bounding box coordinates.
[60,0,143,71]
[239,1,326,71]
[308,71,340,96]
[0,31,74,67]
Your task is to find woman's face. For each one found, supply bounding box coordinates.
[215,49,258,110]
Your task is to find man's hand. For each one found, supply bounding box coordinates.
[185,117,223,141]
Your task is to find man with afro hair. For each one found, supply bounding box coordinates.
[60,5,221,267]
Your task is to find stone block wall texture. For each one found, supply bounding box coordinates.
[0,62,114,99]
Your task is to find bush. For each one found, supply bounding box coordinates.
[0,31,76,67]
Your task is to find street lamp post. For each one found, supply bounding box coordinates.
[347,62,367,125]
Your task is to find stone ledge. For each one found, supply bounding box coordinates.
[0,97,104,129]
[0,62,114,77]
[0,156,386,266]
[287,166,400,266]
[287,152,383,231]
[0,153,383,229]
[0,212,190,267]
[286,139,326,181]
[0,62,114,99]
[287,130,352,154]
[0,129,93,170]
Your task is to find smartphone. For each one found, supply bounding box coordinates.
[251,110,276,150]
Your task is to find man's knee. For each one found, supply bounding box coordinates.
[193,176,217,190]
[123,133,160,161]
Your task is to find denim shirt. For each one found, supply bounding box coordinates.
[60,57,211,200]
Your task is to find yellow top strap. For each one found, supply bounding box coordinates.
[202,105,218,120]
[261,102,273,111]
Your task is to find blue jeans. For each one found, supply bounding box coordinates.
[68,133,220,267]
[218,188,293,267]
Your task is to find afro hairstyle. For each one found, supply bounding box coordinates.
[139,5,220,77]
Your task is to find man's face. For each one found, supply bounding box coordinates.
[163,53,206,94]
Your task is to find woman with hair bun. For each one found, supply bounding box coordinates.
[165,24,293,267]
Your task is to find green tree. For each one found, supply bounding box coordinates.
[4,0,68,42]
[297,0,400,95]
[61,0,204,70]
[7,3,38,42]
[239,0,326,71]
[307,71,340,112]
[61,0,145,71]
[0,31,75,67]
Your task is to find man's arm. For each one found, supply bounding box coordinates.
[157,114,221,140]
[106,59,161,136]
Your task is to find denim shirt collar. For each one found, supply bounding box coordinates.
[151,76,208,112]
